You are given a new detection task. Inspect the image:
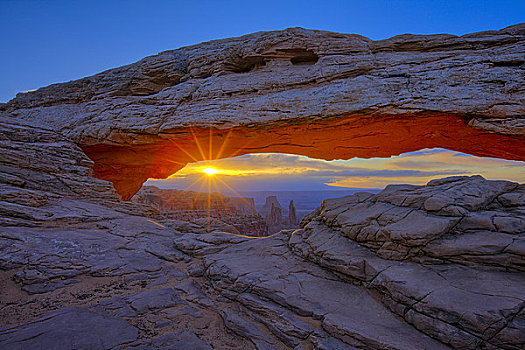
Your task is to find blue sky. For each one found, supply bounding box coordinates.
[1,0,523,102]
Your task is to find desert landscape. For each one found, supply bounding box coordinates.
[0,12,524,350]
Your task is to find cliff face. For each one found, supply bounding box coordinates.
[259,196,300,233]
[260,196,282,217]
[2,25,524,200]
[265,203,283,233]
[131,186,266,236]
[132,186,257,215]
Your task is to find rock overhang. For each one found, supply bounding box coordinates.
[82,111,525,200]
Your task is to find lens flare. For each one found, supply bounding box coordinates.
[203,167,219,175]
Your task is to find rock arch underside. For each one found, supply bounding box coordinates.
[1,25,525,349]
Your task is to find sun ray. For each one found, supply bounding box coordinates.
[162,188,189,206]
[214,176,255,208]
[192,178,209,211]
[215,128,234,160]
[185,175,206,191]
[222,137,257,160]
[168,139,200,163]
[223,147,249,160]
[156,119,265,234]
[209,125,213,160]
[190,127,207,161]
[207,175,211,232]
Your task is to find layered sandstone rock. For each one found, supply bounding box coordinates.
[132,186,257,215]
[266,202,284,233]
[1,25,525,349]
[0,120,256,348]
[2,25,524,199]
[289,176,525,349]
[131,186,266,236]
[0,121,156,229]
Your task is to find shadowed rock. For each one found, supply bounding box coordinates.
[0,307,138,350]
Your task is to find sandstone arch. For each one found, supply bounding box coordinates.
[84,112,525,200]
[3,25,524,200]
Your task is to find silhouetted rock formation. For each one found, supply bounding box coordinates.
[265,203,283,234]
[260,197,299,233]
[260,196,282,218]
[285,200,298,226]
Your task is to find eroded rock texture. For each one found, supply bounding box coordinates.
[0,120,256,349]
[130,186,267,236]
[1,25,525,349]
[292,176,525,349]
[1,117,524,349]
[2,25,524,199]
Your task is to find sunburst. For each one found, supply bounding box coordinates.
[161,123,255,233]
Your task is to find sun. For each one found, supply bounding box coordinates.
[202,167,219,175]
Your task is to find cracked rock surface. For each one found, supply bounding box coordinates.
[291,176,525,349]
[3,25,524,139]
[1,119,524,349]
[1,25,525,349]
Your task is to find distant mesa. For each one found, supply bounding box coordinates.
[260,196,281,218]
[133,186,257,214]
[131,188,301,236]
[132,186,267,236]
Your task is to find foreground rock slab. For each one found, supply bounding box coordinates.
[0,307,138,350]
[293,175,525,349]
[202,233,449,350]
